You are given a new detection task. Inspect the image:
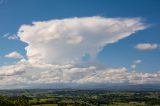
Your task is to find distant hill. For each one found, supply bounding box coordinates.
[18,83,160,91]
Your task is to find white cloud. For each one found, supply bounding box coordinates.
[131,59,142,69]
[0,64,26,76]
[8,34,19,40]
[2,33,10,38]
[134,59,142,64]
[67,35,83,44]
[18,16,146,64]
[1,16,159,89]
[2,33,19,40]
[0,61,160,88]
[135,43,159,50]
[5,51,23,59]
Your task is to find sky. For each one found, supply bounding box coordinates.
[0,0,160,89]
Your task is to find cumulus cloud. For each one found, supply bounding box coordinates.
[5,51,23,59]
[1,16,159,89]
[18,16,146,64]
[135,43,159,50]
[0,64,25,76]
[0,61,160,88]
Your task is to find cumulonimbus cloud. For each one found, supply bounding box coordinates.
[18,16,146,64]
[2,16,159,89]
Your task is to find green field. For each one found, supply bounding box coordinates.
[32,104,58,106]
[0,90,160,106]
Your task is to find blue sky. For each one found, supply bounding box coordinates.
[0,0,160,88]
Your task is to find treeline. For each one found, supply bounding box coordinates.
[0,95,30,106]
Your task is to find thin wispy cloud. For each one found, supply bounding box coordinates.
[0,0,4,4]
[0,0,7,5]
[8,34,19,40]
[2,33,19,40]
[131,59,142,69]
[2,33,10,38]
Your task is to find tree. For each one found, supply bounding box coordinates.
[14,95,30,106]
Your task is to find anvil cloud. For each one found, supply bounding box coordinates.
[1,16,159,89]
